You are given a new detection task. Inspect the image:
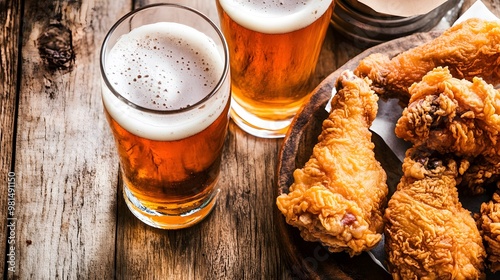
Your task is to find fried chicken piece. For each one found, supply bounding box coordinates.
[478,192,500,273]
[461,155,500,195]
[395,67,500,158]
[384,147,486,279]
[354,18,500,100]
[276,70,388,256]
[394,67,500,194]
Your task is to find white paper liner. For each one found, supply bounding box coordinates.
[357,0,446,17]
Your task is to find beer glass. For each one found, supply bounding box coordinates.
[216,0,333,138]
[100,4,230,229]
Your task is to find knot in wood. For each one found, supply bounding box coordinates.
[37,24,74,70]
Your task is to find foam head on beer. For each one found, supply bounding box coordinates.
[217,0,333,33]
[102,22,229,141]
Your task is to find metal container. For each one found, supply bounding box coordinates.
[331,0,463,47]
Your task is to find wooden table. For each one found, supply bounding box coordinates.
[1,0,498,278]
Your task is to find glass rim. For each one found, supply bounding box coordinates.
[100,3,230,115]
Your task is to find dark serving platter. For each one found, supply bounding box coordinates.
[275,31,442,279]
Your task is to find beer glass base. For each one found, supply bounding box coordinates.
[230,99,292,139]
[123,186,220,230]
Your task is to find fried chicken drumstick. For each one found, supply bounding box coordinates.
[276,71,388,256]
[354,18,500,101]
[385,147,486,279]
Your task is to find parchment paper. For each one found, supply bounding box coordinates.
[357,0,447,17]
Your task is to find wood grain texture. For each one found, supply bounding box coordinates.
[0,0,22,275]
[11,0,129,278]
[2,0,499,279]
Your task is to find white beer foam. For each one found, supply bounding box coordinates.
[218,0,332,34]
[102,22,229,141]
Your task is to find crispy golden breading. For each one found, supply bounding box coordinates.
[394,66,500,194]
[478,192,500,273]
[395,67,500,157]
[385,147,486,279]
[461,155,500,195]
[276,71,388,256]
[354,18,500,100]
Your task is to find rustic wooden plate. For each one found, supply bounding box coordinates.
[275,31,442,279]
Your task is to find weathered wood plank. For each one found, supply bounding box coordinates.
[0,0,22,276]
[12,0,129,278]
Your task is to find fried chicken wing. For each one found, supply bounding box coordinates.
[395,67,500,158]
[384,147,486,279]
[276,70,388,256]
[354,18,500,100]
[478,192,500,273]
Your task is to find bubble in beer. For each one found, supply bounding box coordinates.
[105,22,222,111]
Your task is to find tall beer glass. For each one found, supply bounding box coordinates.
[100,4,230,229]
[216,0,333,138]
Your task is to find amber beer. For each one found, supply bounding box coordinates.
[216,0,333,138]
[100,5,230,229]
